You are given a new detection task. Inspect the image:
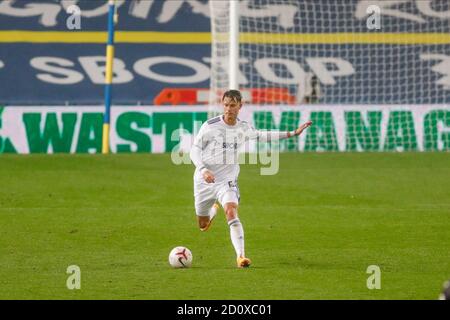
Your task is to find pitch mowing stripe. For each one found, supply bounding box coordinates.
[1,31,450,44]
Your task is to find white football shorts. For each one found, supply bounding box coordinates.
[194,180,240,216]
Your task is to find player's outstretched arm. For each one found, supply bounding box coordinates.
[252,120,313,142]
[288,120,313,138]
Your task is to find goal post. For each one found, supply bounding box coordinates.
[229,0,240,91]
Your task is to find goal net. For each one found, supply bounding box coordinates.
[209,0,450,152]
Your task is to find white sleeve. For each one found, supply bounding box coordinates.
[190,144,206,171]
[192,122,209,149]
[245,122,291,142]
[189,123,208,171]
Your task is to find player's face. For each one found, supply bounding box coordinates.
[223,97,242,121]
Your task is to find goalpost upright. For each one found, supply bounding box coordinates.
[229,0,240,91]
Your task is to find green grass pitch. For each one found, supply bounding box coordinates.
[1,153,449,300]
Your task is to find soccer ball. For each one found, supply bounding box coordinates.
[168,246,193,268]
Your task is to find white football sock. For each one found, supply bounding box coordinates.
[228,218,245,258]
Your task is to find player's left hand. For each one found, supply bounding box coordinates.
[202,169,215,184]
[294,120,313,136]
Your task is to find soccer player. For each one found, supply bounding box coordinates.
[189,90,312,268]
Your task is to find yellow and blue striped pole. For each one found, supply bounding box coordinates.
[102,0,117,154]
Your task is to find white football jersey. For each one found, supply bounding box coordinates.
[190,114,290,184]
[191,115,258,183]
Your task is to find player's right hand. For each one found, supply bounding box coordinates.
[202,169,215,183]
